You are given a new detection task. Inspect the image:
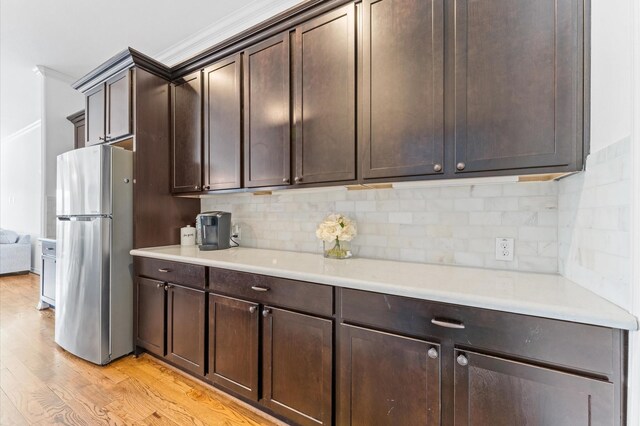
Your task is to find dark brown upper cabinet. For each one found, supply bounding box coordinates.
[106,70,133,141]
[452,0,584,174]
[85,84,105,146]
[171,71,203,193]
[66,110,85,150]
[243,33,291,188]
[293,4,356,185]
[85,70,132,145]
[204,54,242,191]
[361,0,445,179]
[453,350,614,425]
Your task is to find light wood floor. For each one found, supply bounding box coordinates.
[0,273,278,426]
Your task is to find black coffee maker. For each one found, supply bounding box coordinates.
[195,211,232,250]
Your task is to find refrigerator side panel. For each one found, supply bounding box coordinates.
[109,147,134,359]
[56,146,111,216]
[55,216,111,364]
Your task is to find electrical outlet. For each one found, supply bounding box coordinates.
[232,223,241,241]
[495,238,514,261]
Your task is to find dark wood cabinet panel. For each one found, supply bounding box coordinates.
[135,257,205,289]
[338,324,441,425]
[106,70,132,141]
[452,0,583,173]
[362,0,445,179]
[454,350,614,425]
[243,33,291,188]
[262,307,333,426]
[204,55,242,190]
[208,294,259,400]
[293,5,356,185]
[85,84,106,146]
[67,110,85,150]
[166,285,206,376]
[171,71,203,193]
[136,277,166,356]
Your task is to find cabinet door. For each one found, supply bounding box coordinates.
[208,294,259,400]
[454,350,614,425]
[262,307,332,426]
[136,277,166,356]
[75,123,85,150]
[171,71,203,193]
[293,4,356,185]
[338,324,441,426]
[203,55,242,191]
[106,70,132,141]
[362,0,444,179]
[41,257,56,302]
[244,33,291,188]
[166,284,205,375]
[453,0,583,173]
[85,84,106,146]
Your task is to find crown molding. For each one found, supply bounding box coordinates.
[34,66,77,84]
[72,47,171,93]
[154,0,304,67]
[2,120,42,143]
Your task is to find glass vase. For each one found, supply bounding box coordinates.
[323,239,352,259]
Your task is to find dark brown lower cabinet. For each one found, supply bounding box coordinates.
[136,277,166,356]
[454,350,614,426]
[338,324,441,426]
[262,307,333,426]
[166,284,206,376]
[208,294,259,400]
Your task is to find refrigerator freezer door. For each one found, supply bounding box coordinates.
[55,216,111,365]
[57,146,111,216]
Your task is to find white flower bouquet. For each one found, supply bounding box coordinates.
[315,213,356,259]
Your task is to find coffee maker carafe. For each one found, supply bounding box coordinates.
[196,211,232,250]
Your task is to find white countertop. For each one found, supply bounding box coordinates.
[130,245,638,330]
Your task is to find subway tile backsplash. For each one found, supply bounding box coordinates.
[201,180,559,273]
[558,137,632,311]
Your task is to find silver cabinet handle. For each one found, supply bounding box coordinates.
[156,283,163,288]
[431,318,465,329]
[262,308,271,317]
[282,178,289,184]
[158,268,171,273]
[457,354,469,366]
[433,163,442,172]
[456,162,466,171]
[249,306,257,314]
[164,284,174,290]
[294,176,302,183]
[427,348,438,359]
[251,286,269,292]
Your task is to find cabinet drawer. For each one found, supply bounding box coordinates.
[209,267,333,317]
[340,288,619,377]
[42,240,56,257]
[134,257,205,289]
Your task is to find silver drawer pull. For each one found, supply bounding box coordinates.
[251,286,270,292]
[431,318,465,329]
[158,268,171,273]
[46,247,54,250]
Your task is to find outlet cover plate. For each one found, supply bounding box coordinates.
[495,238,514,261]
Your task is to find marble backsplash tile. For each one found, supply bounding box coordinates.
[201,180,559,273]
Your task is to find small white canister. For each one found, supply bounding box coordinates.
[180,225,196,246]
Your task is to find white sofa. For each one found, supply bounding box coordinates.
[0,230,31,275]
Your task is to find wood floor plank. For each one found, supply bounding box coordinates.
[0,273,280,426]
[1,388,28,426]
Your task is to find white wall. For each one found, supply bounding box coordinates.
[36,67,84,238]
[0,121,43,271]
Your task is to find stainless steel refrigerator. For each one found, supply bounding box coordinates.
[55,145,133,365]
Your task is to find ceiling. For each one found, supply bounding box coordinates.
[0,0,283,140]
